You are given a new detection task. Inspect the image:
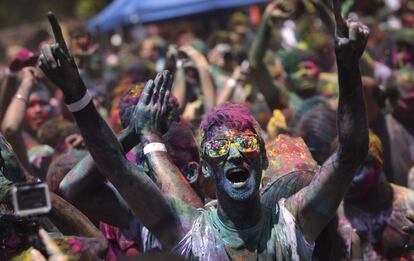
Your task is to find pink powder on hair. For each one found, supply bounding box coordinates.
[200,103,257,136]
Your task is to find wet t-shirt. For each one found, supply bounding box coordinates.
[173,199,314,260]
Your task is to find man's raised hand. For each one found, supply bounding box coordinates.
[264,0,296,26]
[332,0,369,65]
[38,12,86,104]
[129,71,174,138]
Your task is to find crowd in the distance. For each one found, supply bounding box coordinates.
[1,0,414,260]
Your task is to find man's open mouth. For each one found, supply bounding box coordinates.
[225,167,250,188]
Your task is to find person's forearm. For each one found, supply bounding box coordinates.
[49,192,105,238]
[59,128,137,201]
[59,152,103,201]
[141,132,203,210]
[71,103,131,177]
[57,129,133,228]
[197,66,216,111]
[1,80,31,136]
[248,14,287,110]
[336,61,369,169]
[1,80,36,176]
[249,13,272,69]
[49,192,108,257]
[172,68,187,113]
[217,83,236,105]
[72,103,182,248]
[141,132,201,230]
[313,0,335,34]
[4,133,34,177]
[0,75,17,121]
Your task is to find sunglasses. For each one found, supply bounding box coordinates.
[203,134,259,158]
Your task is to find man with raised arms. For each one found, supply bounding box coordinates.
[39,0,369,257]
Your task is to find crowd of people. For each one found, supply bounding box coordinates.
[1,0,414,260]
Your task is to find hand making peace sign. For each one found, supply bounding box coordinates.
[332,0,370,66]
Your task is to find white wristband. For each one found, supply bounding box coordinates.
[66,90,92,112]
[227,78,238,89]
[176,60,184,69]
[144,143,167,155]
[15,93,28,103]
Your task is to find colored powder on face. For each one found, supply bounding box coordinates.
[279,48,319,75]
[204,132,259,158]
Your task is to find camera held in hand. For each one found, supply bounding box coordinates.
[0,182,52,258]
[11,182,51,217]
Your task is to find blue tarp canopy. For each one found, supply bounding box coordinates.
[87,0,270,32]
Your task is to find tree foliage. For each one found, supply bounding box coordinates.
[75,0,108,19]
[0,0,109,28]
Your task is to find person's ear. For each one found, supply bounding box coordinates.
[184,161,200,184]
